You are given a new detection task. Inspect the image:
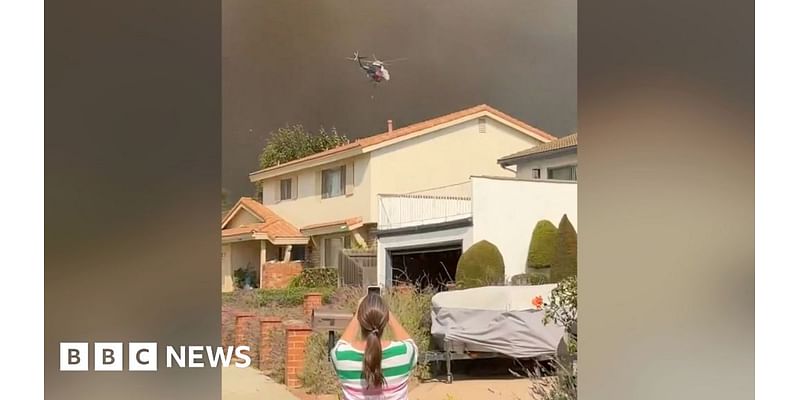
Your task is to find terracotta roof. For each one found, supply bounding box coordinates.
[250,104,556,179]
[301,217,363,232]
[498,133,577,164]
[221,197,306,242]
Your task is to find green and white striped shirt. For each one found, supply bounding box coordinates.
[330,338,418,400]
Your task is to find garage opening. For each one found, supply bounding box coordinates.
[389,244,462,290]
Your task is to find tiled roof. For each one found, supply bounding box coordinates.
[498,133,577,164]
[301,217,363,232]
[250,104,556,179]
[221,197,306,241]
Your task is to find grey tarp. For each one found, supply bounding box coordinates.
[430,285,565,358]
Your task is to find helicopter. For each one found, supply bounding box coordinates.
[347,51,406,85]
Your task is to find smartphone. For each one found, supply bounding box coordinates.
[367,285,381,296]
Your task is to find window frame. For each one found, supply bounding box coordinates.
[531,168,541,179]
[321,165,346,199]
[279,178,293,201]
[547,164,578,181]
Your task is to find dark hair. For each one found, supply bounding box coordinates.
[357,293,389,389]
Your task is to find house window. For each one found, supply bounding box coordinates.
[548,165,577,181]
[279,178,293,200]
[531,168,541,179]
[290,245,306,261]
[322,166,346,198]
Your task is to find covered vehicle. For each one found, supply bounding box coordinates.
[430,284,566,359]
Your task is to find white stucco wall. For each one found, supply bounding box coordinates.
[226,209,260,228]
[369,118,543,222]
[261,154,372,227]
[470,177,577,279]
[376,225,473,287]
[221,244,233,292]
[513,151,577,180]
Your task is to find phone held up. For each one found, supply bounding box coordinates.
[367,285,381,296]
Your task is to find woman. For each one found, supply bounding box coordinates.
[330,293,418,400]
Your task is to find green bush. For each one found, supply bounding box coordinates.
[527,220,558,272]
[289,267,338,288]
[233,267,258,289]
[551,215,577,282]
[254,287,334,307]
[455,240,506,288]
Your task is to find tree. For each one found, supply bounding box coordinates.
[455,240,505,288]
[258,124,349,169]
[527,220,558,271]
[551,214,578,282]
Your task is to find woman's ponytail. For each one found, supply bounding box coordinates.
[356,294,390,389]
[362,329,385,389]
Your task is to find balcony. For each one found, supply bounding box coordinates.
[377,182,472,230]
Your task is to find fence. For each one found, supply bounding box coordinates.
[338,248,377,287]
[377,182,472,230]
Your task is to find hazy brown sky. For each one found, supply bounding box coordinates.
[223,0,576,199]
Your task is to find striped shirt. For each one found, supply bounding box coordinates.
[330,338,418,400]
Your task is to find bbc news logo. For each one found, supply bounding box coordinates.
[59,342,251,371]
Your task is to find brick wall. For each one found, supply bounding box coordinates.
[303,292,323,317]
[285,324,312,388]
[261,261,303,289]
[234,312,256,354]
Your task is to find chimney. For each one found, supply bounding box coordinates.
[387,119,393,132]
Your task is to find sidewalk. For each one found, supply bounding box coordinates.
[222,365,300,400]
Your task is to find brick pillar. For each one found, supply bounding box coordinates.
[303,292,323,317]
[234,312,256,351]
[285,324,313,389]
[259,317,282,370]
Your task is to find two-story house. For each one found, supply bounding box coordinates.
[247,104,556,279]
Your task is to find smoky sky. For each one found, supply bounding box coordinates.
[223,0,576,199]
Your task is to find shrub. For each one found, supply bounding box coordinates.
[254,287,334,307]
[266,328,286,384]
[300,332,339,393]
[289,267,338,288]
[551,215,577,282]
[233,267,258,289]
[455,240,505,288]
[527,220,558,272]
[385,286,434,381]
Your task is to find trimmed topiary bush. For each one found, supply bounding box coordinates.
[552,214,578,282]
[528,220,558,272]
[455,240,505,288]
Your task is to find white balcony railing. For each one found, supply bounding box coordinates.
[377,182,472,230]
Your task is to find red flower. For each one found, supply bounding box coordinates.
[532,295,544,309]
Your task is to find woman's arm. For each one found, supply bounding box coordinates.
[387,312,412,341]
[339,313,360,343]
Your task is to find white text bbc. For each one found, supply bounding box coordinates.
[59,342,252,371]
